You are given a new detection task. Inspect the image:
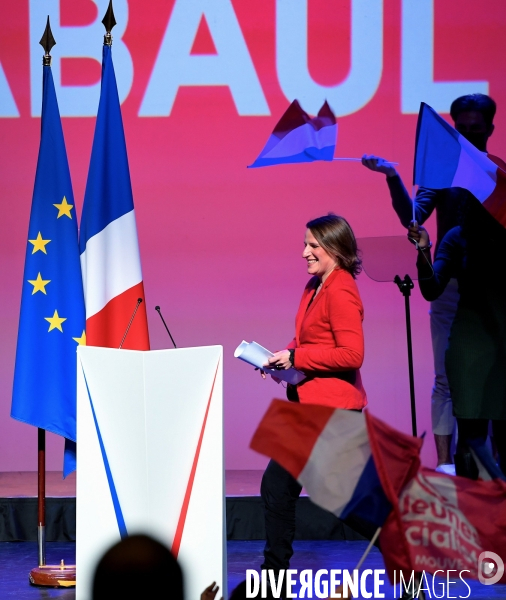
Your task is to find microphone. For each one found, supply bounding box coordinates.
[155,306,177,348]
[119,298,143,349]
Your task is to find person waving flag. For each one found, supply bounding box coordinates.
[414,102,506,228]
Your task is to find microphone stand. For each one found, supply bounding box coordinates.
[359,235,421,440]
[119,299,142,349]
[394,275,417,437]
[155,306,177,348]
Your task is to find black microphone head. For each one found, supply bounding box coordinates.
[138,298,143,303]
[155,306,160,311]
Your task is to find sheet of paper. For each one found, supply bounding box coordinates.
[234,340,306,385]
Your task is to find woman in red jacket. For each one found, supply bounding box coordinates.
[261,213,367,578]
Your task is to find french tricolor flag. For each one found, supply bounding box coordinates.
[248,100,337,168]
[414,102,506,227]
[250,400,421,526]
[79,45,149,350]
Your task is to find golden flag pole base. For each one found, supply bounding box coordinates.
[29,561,76,587]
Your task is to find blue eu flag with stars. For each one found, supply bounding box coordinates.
[11,64,85,477]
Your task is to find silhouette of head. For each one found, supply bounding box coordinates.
[92,534,183,600]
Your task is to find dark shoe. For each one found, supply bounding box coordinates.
[454,452,479,479]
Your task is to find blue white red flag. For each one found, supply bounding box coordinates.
[414,102,506,227]
[248,100,337,168]
[250,400,420,526]
[11,64,85,477]
[252,400,506,585]
[80,45,149,350]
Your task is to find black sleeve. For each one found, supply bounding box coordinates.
[417,228,463,301]
[387,175,438,227]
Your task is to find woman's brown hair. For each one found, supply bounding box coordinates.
[306,214,362,278]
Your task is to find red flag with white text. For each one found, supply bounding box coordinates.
[378,467,506,584]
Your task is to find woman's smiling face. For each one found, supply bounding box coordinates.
[302,229,337,281]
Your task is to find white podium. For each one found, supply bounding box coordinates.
[76,346,225,600]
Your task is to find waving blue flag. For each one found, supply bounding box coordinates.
[11,64,85,477]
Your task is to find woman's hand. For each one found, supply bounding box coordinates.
[408,221,430,248]
[361,154,398,178]
[254,367,267,380]
[265,350,292,370]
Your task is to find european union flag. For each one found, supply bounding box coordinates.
[11,64,85,477]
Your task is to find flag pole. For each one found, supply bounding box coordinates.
[37,428,46,567]
[35,20,55,576]
[353,527,381,571]
[331,527,382,598]
[28,17,77,588]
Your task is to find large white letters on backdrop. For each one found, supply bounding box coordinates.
[139,0,270,116]
[401,0,488,113]
[0,62,19,117]
[29,0,133,117]
[9,0,490,118]
[276,0,383,117]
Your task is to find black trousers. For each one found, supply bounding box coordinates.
[456,418,506,477]
[261,459,381,572]
[261,459,302,572]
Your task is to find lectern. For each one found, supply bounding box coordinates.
[75,345,225,600]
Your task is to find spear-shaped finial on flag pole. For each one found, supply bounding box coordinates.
[39,16,56,66]
[102,0,117,46]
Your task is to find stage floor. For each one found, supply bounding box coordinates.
[2,473,504,599]
[0,541,504,600]
[0,470,282,498]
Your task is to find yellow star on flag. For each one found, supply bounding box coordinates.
[28,232,51,254]
[45,309,67,332]
[53,196,74,219]
[72,331,86,346]
[27,272,51,295]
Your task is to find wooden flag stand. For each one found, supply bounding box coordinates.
[29,429,76,588]
[29,564,76,588]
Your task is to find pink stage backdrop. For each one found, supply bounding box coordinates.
[1,0,506,472]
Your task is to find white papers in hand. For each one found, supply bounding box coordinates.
[234,341,306,385]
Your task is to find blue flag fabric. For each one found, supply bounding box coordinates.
[79,44,134,252]
[413,102,462,188]
[11,65,85,477]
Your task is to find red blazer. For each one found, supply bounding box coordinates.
[287,268,367,410]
